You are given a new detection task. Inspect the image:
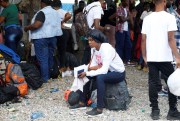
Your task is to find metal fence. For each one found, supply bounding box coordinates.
[62,3,74,14]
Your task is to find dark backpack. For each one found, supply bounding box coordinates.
[0,89,15,104]
[68,90,81,106]
[0,74,5,88]
[74,5,97,37]
[105,80,131,110]
[0,75,18,104]
[65,52,80,70]
[19,63,43,90]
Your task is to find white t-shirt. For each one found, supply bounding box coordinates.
[140,11,152,20]
[56,9,67,21]
[84,1,104,29]
[123,8,128,31]
[86,43,125,77]
[141,11,177,62]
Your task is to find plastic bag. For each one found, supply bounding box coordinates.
[167,68,180,96]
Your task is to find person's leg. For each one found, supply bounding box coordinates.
[115,31,125,60]
[71,24,79,51]
[79,81,92,104]
[57,28,67,69]
[86,71,125,116]
[48,37,57,70]
[81,45,91,65]
[147,62,161,120]
[148,62,160,110]
[33,38,49,82]
[96,71,125,109]
[124,30,132,62]
[158,62,177,110]
[157,62,180,120]
[4,26,23,53]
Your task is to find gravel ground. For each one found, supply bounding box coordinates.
[0,66,179,121]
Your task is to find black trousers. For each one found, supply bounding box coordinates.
[57,29,68,68]
[147,62,177,110]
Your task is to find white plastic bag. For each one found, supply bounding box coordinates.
[71,77,89,92]
[167,68,180,96]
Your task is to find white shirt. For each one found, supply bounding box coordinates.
[141,11,177,62]
[84,1,104,29]
[140,11,152,20]
[86,43,125,77]
[56,9,67,21]
[123,8,128,31]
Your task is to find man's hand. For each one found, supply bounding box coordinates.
[78,72,86,78]
[176,56,180,68]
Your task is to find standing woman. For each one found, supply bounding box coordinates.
[51,0,72,72]
[0,0,22,52]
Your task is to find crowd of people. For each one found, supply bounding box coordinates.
[1,0,180,120]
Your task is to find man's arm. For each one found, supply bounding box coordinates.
[24,21,43,32]
[94,19,110,32]
[0,16,5,24]
[141,33,147,63]
[24,11,45,32]
[168,31,180,68]
[62,12,72,23]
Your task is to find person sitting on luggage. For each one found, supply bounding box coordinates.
[70,29,125,116]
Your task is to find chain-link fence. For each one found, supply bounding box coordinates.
[62,3,74,14]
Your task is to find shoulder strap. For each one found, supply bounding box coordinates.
[112,51,116,61]
[84,5,98,15]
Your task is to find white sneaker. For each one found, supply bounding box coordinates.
[62,70,72,77]
[73,43,79,51]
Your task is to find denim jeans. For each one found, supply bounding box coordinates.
[147,62,177,110]
[4,26,23,53]
[115,31,132,61]
[80,71,125,109]
[33,37,57,82]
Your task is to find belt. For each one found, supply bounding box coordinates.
[4,24,21,30]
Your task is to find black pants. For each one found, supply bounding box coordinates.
[57,29,68,68]
[80,71,125,109]
[148,62,177,110]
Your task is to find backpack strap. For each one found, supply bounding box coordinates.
[84,5,98,15]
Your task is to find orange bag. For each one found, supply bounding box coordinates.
[5,63,28,96]
[64,89,71,101]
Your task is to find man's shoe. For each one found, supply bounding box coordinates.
[86,108,103,116]
[69,103,86,110]
[150,109,160,120]
[167,109,180,120]
[124,61,136,67]
[73,43,79,51]
[158,90,168,97]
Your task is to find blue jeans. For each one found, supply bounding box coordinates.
[33,37,57,82]
[4,26,23,53]
[115,31,132,61]
[80,71,125,109]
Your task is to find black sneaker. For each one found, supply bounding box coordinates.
[167,109,180,120]
[86,108,103,116]
[69,103,86,110]
[150,109,160,120]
